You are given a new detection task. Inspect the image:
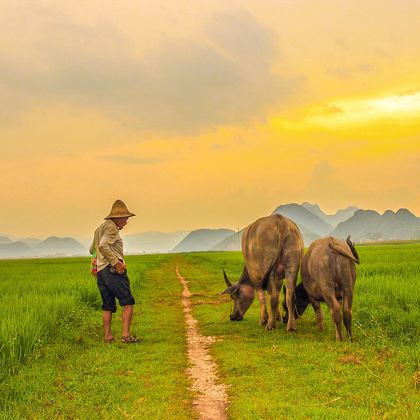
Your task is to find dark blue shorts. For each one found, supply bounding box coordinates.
[96,265,135,313]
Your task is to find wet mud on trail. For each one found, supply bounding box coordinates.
[176,267,229,420]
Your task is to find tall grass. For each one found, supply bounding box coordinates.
[1,254,194,419]
[0,245,418,418]
[185,244,420,345]
[0,258,98,379]
[355,244,420,345]
[180,244,420,418]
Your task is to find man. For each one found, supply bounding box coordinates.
[89,199,138,343]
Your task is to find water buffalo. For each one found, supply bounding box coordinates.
[221,214,304,331]
[283,236,360,341]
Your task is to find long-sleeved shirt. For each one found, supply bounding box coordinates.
[89,220,124,272]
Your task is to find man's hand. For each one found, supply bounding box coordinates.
[114,261,126,274]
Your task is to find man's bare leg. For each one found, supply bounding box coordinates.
[122,305,133,337]
[102,311,113,340]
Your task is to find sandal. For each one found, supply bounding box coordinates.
[104,337,115,344]
[121,335,140,344]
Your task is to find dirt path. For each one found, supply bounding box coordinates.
[176,267,229,420]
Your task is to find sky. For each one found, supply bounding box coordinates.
[0,0,419,238]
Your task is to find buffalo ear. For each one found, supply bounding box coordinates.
[221,283,240,295]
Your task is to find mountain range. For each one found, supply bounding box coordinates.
[172,229,235,252]
[331,208,420,241]
[0,241,34,258]
[1,203,418,258]
[0,236,88,258]
[209,204,419,251]
[124,230,189,254]
[302,203,359,228]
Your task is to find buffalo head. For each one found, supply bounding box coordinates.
[221,269,255,321]
[282,283,310,323]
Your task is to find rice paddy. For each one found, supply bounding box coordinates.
[0,244,419,418]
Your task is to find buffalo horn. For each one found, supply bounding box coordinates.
[223,270,232,287]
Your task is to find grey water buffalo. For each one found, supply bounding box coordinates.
[283,236,360,341]
[221,214,304,331]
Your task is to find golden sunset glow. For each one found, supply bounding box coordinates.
[311,91,420,127]
[0,1,419,238]
[272,89,420,131]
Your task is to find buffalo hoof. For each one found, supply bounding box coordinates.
[287,324,297,332]
[259,317,268,326]
[266,322,276,330]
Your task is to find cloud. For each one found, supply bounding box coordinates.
[207,9,277,64]
[327,63,375,79]
[320,105,344,116]
[303,161,371,209]
[335,37,351,52]
[305,161,349,202]
[275,89,420,130]
[100,155,166,165]
[0,8,295,134]
[303,160,419,213]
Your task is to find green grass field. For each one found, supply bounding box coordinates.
[0,244,419,419]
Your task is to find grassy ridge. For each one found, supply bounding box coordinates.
[0,255,193,418]
[0,257,98,379]
[355,244,420,345]
[1,245,419,418]
[181,244,419,418]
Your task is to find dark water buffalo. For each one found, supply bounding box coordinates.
[283,236,360,341]
[222,214,304,331]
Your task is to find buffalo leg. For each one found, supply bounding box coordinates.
[309,297,324,331]
[342,290,353,341]
[284,269,298,332]
[266,272,281,330]
[323,290,343,341]
[275,305,282,322]
[273,280,284,322]
[257,288,268,326]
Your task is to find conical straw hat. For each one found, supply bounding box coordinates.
[104,200,136,219]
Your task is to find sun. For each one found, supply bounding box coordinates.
[369,92,420,115]
[271,87,420,131]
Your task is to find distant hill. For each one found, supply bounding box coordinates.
[0,236,13,245]
[331,209,420,242]
[1,203,418,258]
[35,237,87,256]
[298,225,321,246]
[272,203,332,236]
[124,230,189,254]
[20,237,43,248]
[0,241,35,258]
[211,223,320,251]
[211,230,243,251]
[172,229,235,252]
[302,202,358,228]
